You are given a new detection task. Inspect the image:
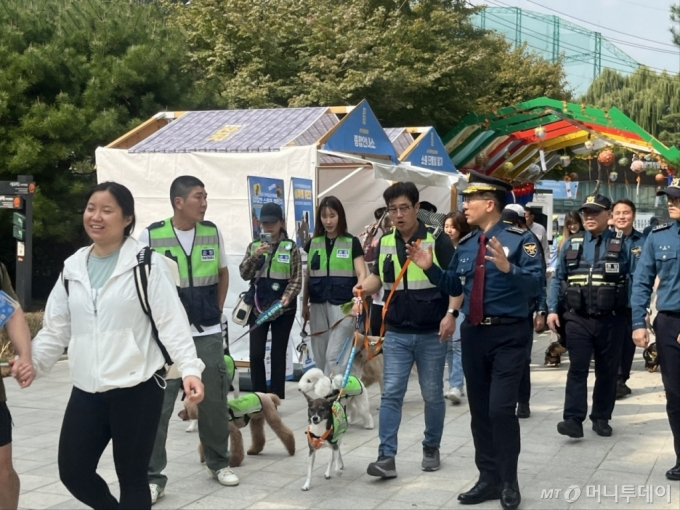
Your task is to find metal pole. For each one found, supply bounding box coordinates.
[15,175,33,310]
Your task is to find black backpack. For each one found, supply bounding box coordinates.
[63,246,172,366]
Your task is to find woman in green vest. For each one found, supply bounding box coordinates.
[239,203,302,399]
[302,196,367,376]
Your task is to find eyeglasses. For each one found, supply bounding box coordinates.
[462,196,489,204]
[387,205,413,215]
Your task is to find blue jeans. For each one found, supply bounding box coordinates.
[378,331,448,458]
[446,339,464,390]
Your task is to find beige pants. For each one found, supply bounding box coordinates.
[309,302,358,377]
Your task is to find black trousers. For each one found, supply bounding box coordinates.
[370,303,383,337]
[563,312,625,423]
[518,329,534,405]
[249,312,296,399]
[59,376,164,510]
[654,312,680,459]
[461,318,531,484]
[618,308,635,382]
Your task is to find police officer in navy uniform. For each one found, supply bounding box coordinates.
[631,178,680,480]
[548,194,631,439]
[407,172,543,510]
[611,199,646,399]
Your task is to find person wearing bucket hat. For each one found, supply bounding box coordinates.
[631,177,680,480]
[406,171,543,508]
[548,193,632,441]
[239,201,302,399]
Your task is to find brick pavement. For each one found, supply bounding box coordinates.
[7,331,680,509]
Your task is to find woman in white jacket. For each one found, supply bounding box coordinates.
[26,182,205,510]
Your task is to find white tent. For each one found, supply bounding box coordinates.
[96,104,464,362]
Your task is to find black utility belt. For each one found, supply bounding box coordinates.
[470,317,524,326]
[570,309,622,318]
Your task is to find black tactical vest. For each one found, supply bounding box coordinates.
[561,231,628,315]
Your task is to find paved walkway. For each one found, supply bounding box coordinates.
[7,331,680,509]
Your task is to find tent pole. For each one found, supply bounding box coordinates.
[450,186,458,212]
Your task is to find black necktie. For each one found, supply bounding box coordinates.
[594,236,602,262]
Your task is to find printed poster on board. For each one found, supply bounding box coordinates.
[291,178,314,248]
[247,176,285,241]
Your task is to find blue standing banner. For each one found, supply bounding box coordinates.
[291,178,314,248]
[247,176,285,241]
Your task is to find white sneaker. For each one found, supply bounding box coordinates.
[209,466,240,486]
[149,484,164,505]
[446,387,462,405]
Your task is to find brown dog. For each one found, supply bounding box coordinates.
[544,340,567,367]
[178,392,295,467]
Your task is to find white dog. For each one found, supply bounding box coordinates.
[298,368,373,429]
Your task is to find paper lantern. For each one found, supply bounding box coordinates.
[503,161,514,172]
[618,157,629,167]
[474,153,489,166]
[597,149,615,167]
[584,140,594,151]
[631,160,645,173]
[534,126,547,140]
[570,172,578,181]
[560,155,571,167]
[609,171,618,182]
[656,172,666,183]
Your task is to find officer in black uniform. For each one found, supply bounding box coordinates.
[407,172,543,510]
[548,194,631,439]
[631,178,680,480]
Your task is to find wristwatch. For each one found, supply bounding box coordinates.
[447,308,460,318]
[537,311,547,317]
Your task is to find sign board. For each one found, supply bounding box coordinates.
[247,176,285,241]
[402,128,457,173]
[0,181,35,195]
[291,178,314,248]
[0,196,22,209]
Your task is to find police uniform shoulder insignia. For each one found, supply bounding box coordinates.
[522,242,538,257]
[506,226,524,235]
[653,223,671,232]
[459,231,475,244]
[147,220,165,230]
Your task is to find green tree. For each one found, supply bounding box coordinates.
[0,0,220,293]
[162,0,568,131]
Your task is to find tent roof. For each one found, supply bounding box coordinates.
[128,108,332,153]
[443,97,680,182]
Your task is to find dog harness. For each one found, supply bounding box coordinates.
[307,401,348,450]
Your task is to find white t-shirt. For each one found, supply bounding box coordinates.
[138,224,228,336]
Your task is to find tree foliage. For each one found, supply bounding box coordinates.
[582,67,680,148]
[162,0,569,131]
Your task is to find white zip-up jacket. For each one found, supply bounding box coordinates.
[32,237,205,393]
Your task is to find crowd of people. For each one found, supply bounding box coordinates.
[0,172,679,510]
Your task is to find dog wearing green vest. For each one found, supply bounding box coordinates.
[178,390,295,468]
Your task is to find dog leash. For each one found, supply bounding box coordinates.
[231,300,284,344]
[336,290,370,400]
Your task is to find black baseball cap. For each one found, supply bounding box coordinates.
[501,209,521,225]
[259,202,284,223]
[579,194,611,212]
[657,177,680,198]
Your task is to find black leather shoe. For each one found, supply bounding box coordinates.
[457,481,501,504]
[500,482,521,510]
[666,462,680,480]
[616,380,632,399]
[517,402,530,419]
[557,419,584,438]
[592,419,613,437]
[367,456,397,478]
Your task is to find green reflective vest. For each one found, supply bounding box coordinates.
[228,393,262,419]
[148,218,221,329]
[307,235,357,305]
[224,354,235,382]
[378,231,439,291]
[340,375,363,398]
[330,400,347,443]
[248,239,294,308]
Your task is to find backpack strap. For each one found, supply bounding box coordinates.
[133,247,173,366]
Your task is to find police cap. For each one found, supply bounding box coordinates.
[579,194,611,212]
[657,176,680,198]
[462,171,513,196]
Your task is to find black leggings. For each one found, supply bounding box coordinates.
[58,376,164,510]
[249,312,296,399]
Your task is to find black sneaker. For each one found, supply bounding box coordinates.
[592,419,613,437]
[616,380,632,399]
[422,446,440,472]
[367,456,397,478]
[557,419,584,438]
[517,402,530,419]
